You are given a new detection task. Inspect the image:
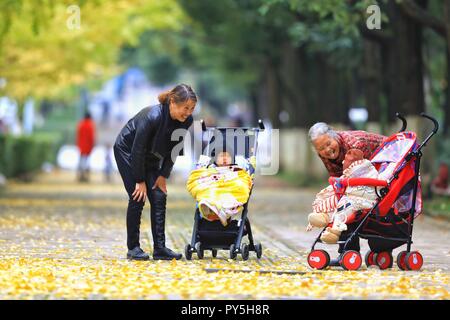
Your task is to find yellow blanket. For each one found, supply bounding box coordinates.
[186,166,253,225]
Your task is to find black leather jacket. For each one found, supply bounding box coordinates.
[114,103,193,182]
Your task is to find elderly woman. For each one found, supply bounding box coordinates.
[308,122,386,264]
[309,123,386,177]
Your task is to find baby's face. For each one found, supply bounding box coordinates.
[216,152,232,166]
[342,149,364,170]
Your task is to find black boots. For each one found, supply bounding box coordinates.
[127,247,182,261]
[153,247,182,260]
[150,188,182,260]
[127,247,150,260]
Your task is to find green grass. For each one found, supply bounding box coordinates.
[424,196,450,220]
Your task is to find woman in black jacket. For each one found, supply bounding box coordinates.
[114,84,196,260]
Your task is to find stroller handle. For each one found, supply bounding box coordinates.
[200,119,207,131]
[199,119,265,161]
[329,177,388,188]
[420,113,439,134]
[258,119,265,130]
[395,112,407,132]
[417,112,439,151]
[199,119,265,132]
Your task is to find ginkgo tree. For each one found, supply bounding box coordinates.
[0,0,189,101]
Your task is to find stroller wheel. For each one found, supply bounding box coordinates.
[184,244,192,261]
[241,243,249,261]
[211,249,218,258]
[405,251,423,271]
[375,251,393,270]
[255,243,263,259]
[365,251,376,267]
[195,242,204,259]
[340,250,362,271]
[396,251,408,270]
[307,250,330,270]
[229,244,237,260]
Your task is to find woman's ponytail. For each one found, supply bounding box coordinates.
[158,90,172,104]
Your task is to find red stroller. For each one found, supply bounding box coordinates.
[307,113,439,271]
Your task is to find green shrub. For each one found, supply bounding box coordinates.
[0,134,59,179]
[0,135,5,175]
[436,136,450,167]
[424,196,450,220]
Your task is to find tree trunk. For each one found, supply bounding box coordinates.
[266,60,281,129]
[361,39,382,122]
[444,0,450,135]
[248,86,260,125]
[381,1,425,119]
[277,44,310,127]
[296,48,316,127]
[445,49,450,135]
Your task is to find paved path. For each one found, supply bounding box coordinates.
[0,170,448,299]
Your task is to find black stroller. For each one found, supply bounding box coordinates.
[184,120,265,260]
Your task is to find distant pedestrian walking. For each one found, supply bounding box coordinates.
[76,112,96,182]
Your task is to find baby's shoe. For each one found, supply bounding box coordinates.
[308,212,330,228]
[320,227,341,244]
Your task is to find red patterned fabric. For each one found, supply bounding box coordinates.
[312,194,338,213]
[320,130,386,177]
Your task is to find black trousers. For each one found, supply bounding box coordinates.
[114,145,167,250]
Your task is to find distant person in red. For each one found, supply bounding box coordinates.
[76,112,96,182]
[431,163,450,196]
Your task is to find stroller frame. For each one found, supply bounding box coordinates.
[185,119,265,260]
[309,112,439,271]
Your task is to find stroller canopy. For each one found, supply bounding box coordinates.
[370,132,422,217]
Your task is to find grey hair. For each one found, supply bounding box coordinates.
[308,122,338,141]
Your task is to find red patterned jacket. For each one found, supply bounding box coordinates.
[319,130,386,177]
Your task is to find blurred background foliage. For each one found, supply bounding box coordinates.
[0,0,449,180]
[1,0,449,128]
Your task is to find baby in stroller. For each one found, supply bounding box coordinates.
[307,149,394,243]
[186,150,254,226]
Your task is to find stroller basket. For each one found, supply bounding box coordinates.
[197,218,246,248]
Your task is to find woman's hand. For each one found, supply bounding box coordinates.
[152,176,167,194]
[132,182,147,202]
